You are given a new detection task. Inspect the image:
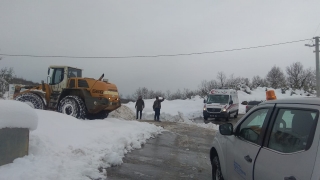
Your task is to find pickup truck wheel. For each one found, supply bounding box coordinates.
[14,92,45,109]
[58,95,86,119]
[212,155,224,180]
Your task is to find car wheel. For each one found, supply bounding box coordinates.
[212,155,224,180]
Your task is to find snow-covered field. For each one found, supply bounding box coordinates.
[0,87,311,179]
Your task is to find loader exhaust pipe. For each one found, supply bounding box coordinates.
[98,73,104,81]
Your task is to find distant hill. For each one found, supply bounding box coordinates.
[8,77,39,86]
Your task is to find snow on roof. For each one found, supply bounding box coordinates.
[0,100,38,131]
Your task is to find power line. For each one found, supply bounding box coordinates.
[0,38,311,59]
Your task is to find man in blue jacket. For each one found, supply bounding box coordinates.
[153,96,165,121]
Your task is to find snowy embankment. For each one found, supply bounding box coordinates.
[0,100,162,180]
[125,87,311,122]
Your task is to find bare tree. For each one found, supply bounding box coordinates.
[252,76,268,88]
[171,89,182,100]
[286,62,312,90]
[198,80,219,97]
[226,74,240,89]
[303,68,316,93]
[216,72,227,87]
[166,90,172,100]
[266,66,286,89]
[182,88,196,99]
[0,67,14,98]
[239,77,250,87]
[154,90,165,98]
[252,75,263,88]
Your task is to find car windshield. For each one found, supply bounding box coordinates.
[207,95,229,104]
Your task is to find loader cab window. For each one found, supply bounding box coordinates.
[50,68,64,85]
[68,68,82,78]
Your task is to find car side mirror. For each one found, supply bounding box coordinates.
[241,101,248,105]
[219,123,233,135]
[203,99,207,103]
[229,100,233,105]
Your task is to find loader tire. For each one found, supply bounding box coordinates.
[14,92,45,109]
[58,95,86,119]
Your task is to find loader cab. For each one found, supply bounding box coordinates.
[48,66,82,92]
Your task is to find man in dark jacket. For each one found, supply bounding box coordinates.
[153,96,165,121]
[135,96,144,120]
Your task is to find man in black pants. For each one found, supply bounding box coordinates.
[135,96,144,120]
[153,96,165,122]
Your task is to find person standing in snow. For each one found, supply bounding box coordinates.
[153,96,165,121]
[135,96,144,120]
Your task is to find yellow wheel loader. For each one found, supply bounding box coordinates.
[13,65,121,119]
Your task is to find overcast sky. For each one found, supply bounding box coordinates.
[1,1,320,96]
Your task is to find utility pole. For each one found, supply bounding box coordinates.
[306,37,320,97]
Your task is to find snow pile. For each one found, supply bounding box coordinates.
[109,105,135,120]
[0,110,162,180]
[0,100,38,130]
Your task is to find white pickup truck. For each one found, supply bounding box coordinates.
[210,98,320,180]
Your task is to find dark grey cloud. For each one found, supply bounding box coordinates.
[1,0,319,96]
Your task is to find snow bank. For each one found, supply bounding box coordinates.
[0,110,162,180]
[0,100,38,130]
[125,88,313,121]
[109,105,135,120]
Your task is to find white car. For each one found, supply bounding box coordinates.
[203,88,239,121]
[210,98,320,180]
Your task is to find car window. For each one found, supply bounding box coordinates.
[238,109,269,144]
[268,109,318,153]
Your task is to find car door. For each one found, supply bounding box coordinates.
[225,104,274,180]
[254,104,320,180]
